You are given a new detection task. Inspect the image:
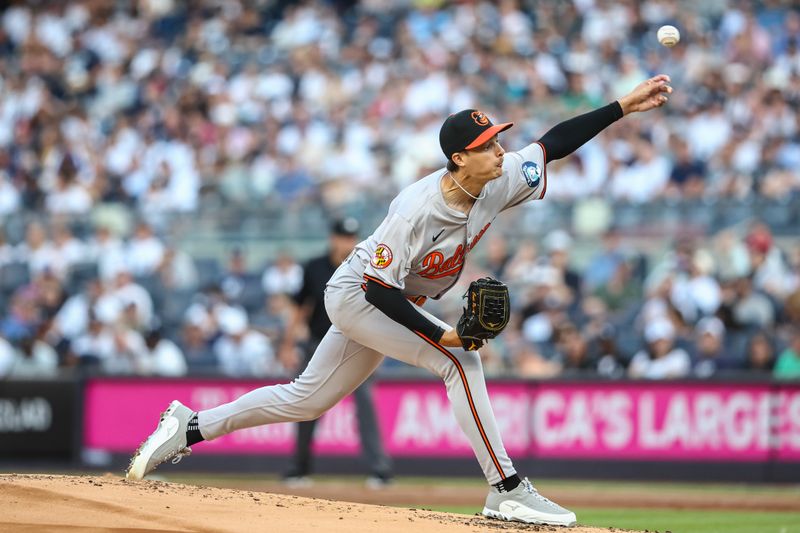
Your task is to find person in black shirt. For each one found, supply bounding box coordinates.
[277,217,393,488]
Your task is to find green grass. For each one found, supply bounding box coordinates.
[423,506,800,533]
[535,479,800,497]
[574,508,800,533]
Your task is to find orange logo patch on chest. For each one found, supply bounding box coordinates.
[371,244,393,269]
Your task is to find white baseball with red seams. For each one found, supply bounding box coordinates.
[657,25,680,47]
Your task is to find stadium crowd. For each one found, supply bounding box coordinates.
[1,0,799,380]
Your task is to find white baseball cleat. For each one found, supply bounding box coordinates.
[126,400,194,480]
[483,477,577,526]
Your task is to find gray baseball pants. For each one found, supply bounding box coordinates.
[197,266,516,484]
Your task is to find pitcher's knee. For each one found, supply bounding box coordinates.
[272,382,335,420]
[303,404,329,420]
[296,390,341,419]
[458,349,483,373]
[438,349,483,382]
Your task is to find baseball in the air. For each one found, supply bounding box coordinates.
[657,25,680,47]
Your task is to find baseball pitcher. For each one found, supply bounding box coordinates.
[126,75,672,526]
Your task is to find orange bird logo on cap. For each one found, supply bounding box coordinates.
[471,111,489,126]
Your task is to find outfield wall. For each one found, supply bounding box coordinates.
[74,377,800,481]
[83,379,800,477]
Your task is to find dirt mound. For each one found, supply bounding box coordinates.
[0,474,626,533]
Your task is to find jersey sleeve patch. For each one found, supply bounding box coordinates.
[521,161,542,189]
[371,244,394,269]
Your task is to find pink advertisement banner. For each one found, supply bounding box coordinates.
[83,379,800,462]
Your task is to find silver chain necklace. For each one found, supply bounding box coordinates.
[448,172,486,201]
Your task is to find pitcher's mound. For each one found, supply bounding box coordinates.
[0,474,625,533]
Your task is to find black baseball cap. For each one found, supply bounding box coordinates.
[331,217,360,237]
[439,109,513,162]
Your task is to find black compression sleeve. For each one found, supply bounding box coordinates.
[537,101,624,162]
[364,279,445,343]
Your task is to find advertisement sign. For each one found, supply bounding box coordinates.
[776,388,800,462]
[0,379,78,458]
[83,378,800,463]
[530,383,773,461]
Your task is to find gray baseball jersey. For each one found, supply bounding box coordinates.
[198,142,547,484]
[345,142,545,298]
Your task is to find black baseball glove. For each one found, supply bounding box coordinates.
[456,277,510,351]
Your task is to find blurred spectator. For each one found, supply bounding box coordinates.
[628,319,691,379]
[158,246,199,291]
[220,247,250,303]
[482,235,512,279]
[666,138,706,198]
[711,230,751,283]
[583,232,628,291]
[69,313,117,372]
[593,324,627,379]
[520,277,571,352]
[125,222,165,277]
[649,239,721,324]
[95,269,154,331]
[31,269,67,321]
[261,251,303,296]
[51,223,86,278]
[547,153,604,200]
[0,335,17,377]
[784,289,800,329]
[17,221,58,279]
[774,327,800,380]
[214,306,279,378]
[746,223,794,301]
[141,328,187,377]
[1,292,39,343]
[593,258,641,314]
[44,155,93,214]
[50,278,103,345]
[730,275,775,330]
[514,344,561,379]
[101,325,149,375]
[744,330,776,373]
[638,274,687,340]
[179,321,218,373]
[0,230,15,266]
[184,285,228,341]
[671,248,722,322]
[609,139,670,203]
[87,225,127,281]
[252,291,294,344]
[553,323,593,374]
[0,170,21,217]
[273,158,317,205]
[543,230,581,297]
[13,322,59,378]
[502,241,540,285]
[691,316,738,378]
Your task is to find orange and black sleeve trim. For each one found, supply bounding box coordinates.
[363,275,444,343]
[413,330,507,480]
[537,101,623,163]
[536,141,548,200]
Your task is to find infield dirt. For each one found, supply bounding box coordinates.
[0,474,628,533]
